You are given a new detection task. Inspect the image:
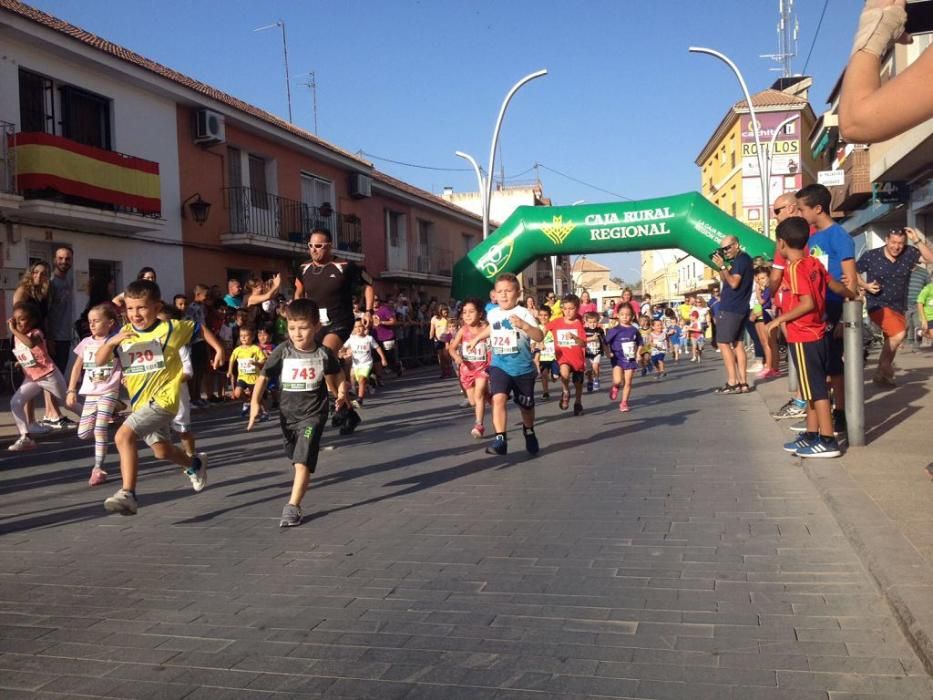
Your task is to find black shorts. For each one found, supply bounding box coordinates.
[281,414,327,469]
[789,338,829,403]
[190,340,209,370]
[824,302,843,377]
[715,310,744,345]
[235,379,254,390]
[316,323,352,345]
[488,366,536,409]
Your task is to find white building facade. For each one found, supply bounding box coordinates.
[0,8,184,327]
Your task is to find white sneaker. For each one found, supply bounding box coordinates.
[8,436,37,451]
[186,453,208,492]
[104,488,138,515]
[27,422,52,435]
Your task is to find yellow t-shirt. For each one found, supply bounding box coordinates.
[117,319,195,414]
[548,301,562,321]
[229,344,265,385]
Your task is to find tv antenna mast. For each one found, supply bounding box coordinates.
[301,72,319,134]
[761,0,799,77]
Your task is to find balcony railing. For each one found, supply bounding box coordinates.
[224,186,361,252]
[385,243,454,279]
[8,131,161,215]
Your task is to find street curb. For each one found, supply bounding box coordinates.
[754,376,933,677]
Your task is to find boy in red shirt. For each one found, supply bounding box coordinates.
[547,294,587,415]
[766,218,854,458]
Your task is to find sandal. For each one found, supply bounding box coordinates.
[560,392,570,410]
[714,384,739,394]
[738,383,751,393]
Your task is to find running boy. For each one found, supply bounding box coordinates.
[247,299,347,527]
[96,279,225,515]
[467,273,543,456]
[228,325,266,417]
[605,303,642,412]
[547,294,588,416]
[583,311,608,392]
[637,315,653,376]
[767,218,854,458]
[344,318,387,405]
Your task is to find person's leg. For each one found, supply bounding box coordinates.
[114,424,141,492]
[289,463,311,507]
[474,376,488,426]
[491,394,507,433]
[358,375,368,401]
[150,440,196,470]
[756,323,773,372]
[11,381,43,436]
[559,363,571,406]
[718,343,737,385]
[734,340,748,386]
[621,369,634,404]
[519,405,535,429]
[92,393,120,466]
[78,396,99,442]
[879,329,906,377]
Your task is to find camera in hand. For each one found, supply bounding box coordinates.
[707,246,729,261]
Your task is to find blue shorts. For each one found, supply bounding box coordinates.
[651,353,665,365]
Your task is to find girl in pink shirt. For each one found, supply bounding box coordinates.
[67,304,124,485]
[8,302,67,451]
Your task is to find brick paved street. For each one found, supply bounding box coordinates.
[1,359,932,699]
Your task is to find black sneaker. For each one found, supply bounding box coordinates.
[339,409,361,435]
[485,435,507,456]
[523,428,539,455]
[331,404,348,428]
[586,380,593,393]
[573,402,583,416]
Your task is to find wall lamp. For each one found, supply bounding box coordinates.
[181,193,212,225]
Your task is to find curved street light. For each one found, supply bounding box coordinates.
[689,47,769,237]
[483,69,548,240]
[765,114,800,228]
[455,150,485,227]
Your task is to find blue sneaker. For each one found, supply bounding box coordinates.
[523,427,539,455]
[784,434,816,454]
[796,438,841,459]
[485,435,507,456]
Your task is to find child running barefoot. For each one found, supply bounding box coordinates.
[97,279,225,515]
[533,308,557,399]
[583,312,608,392]
[67,304,123,483]
[547,294,588,416]
[606,303,642,412]
[8,302,69,451]
[448,298,490,438]
[247,299,348,527]
[467,273,544,456]
[344,318,387,406]
[228,325,266,418]
[648,319,669,380]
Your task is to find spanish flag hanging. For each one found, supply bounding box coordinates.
[10,132,161,215]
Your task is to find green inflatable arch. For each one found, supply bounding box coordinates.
[452,191,776,300]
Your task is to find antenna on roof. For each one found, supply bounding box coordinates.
[760,0,798,77]
[254,20,293,123]
[300,72,319,134]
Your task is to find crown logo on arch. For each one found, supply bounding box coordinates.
[541,216,574,247]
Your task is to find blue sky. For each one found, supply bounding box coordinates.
[30,0,859,281]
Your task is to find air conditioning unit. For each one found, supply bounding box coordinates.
[348,173,372,199]
[194,109,226,145]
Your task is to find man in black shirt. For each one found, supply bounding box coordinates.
[711,236,755,393]
[293,227,374,432]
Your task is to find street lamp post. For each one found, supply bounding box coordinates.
[764,114,800,235]
[455,151,485,226]
[482,69,548,240]
[689,47,769,237]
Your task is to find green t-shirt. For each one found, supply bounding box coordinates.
[918,283,933,322]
